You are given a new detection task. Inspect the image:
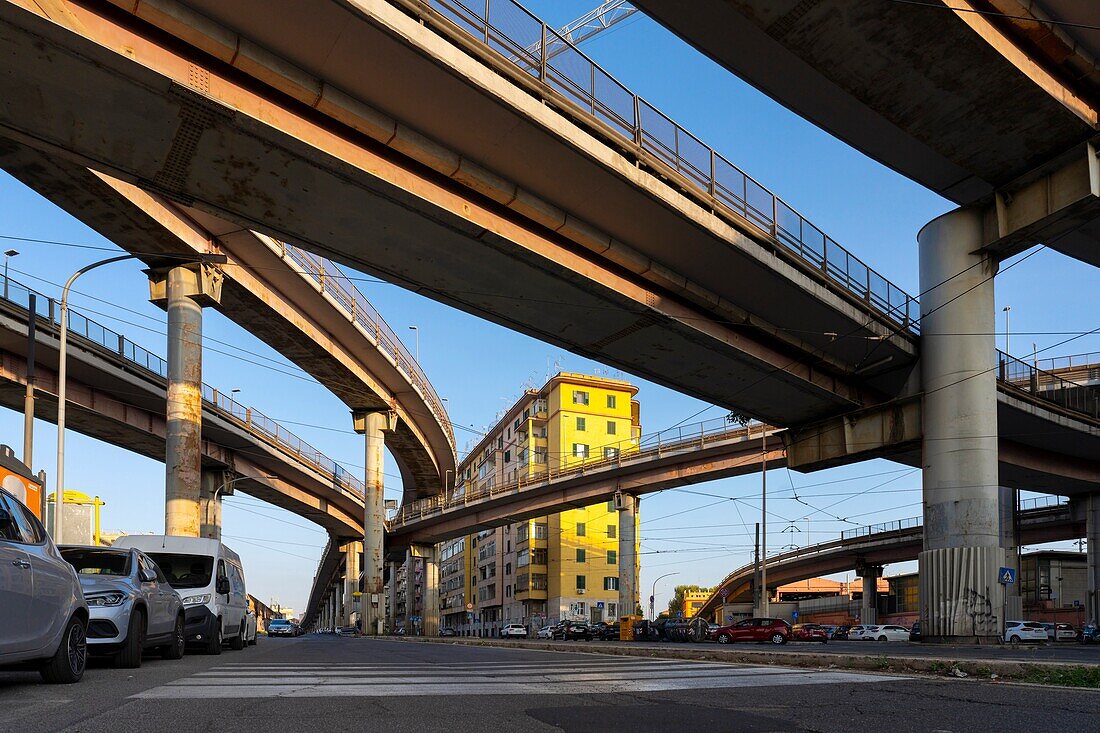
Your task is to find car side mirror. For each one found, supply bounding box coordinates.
[216,577,231,595]
[140,568,157,583]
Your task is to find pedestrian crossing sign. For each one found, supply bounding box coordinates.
[998,567,1016,585]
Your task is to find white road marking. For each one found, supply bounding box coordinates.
[133,657,907,699]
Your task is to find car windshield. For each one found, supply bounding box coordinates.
[146,552,213,589]
[62,548,131,576]
[271,620,291,627]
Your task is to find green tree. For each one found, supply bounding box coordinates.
[667,584,714,616]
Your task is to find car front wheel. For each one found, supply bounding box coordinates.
[161,615,186,660]
[206,619,223,655]
[230,623,245,651]
[770,633,787,645]
[116,608,146,669]
[40,615,87,684]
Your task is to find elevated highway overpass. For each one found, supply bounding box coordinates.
[1,0,1096,639]
[693,496,1086,622]
[0,278,367,537]
[634,0,1100,266]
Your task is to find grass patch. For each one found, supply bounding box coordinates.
[1018,666,1100,689]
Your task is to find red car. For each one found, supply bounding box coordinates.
[709,618,791,645]
[790,624,828,643]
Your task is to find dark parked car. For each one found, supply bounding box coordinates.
[790,624,828,643]
[709,618,790,645]
[909,621,922,642]
[561,622,593,641]
[830,625,851,640]
[439,627,457,637]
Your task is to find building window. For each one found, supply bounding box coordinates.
[516,573,529,592]
[576,549,586,563]
[608,602,617,618]
[604,577,619,591]
[606,421,616,435]
[606,394,616,409]
[505,562,511,575]
[517,549,530,567]
[532,548,548,565]
[505,585,512,598]
[607,524,616,539]
[607,550,616,564]
[604,447,619,460]
[517,523,529,543]
[576,522,586,537]
[606,500,615,512]
[532,573,548,590]
[576,416,586,431]
[576,575,586,591]
[514,419,520,432]
[573,443,589,458]
[534,523,548,539]
[504,450,510,462]
[573,390,590,405]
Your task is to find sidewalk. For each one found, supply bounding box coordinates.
[398,636,1100,688]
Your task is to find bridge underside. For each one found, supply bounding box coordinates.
[0,0,923,429]
[0,140,452,503]
[634,0,1100,266]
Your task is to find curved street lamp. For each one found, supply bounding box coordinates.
[650,571,679,620]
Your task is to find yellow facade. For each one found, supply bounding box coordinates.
[445,373,642,632]
[682,590,710,618]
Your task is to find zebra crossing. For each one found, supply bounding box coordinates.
[133,655,907,699]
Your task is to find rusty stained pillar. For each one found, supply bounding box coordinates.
[343,541,362,628]
[149,264,221,537]
[353,409,396,635]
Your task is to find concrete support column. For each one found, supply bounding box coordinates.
[858,565,883,625]
[616,493,638,618]
[199,470,229,541]
[917,207,1007,643]
[386,561,399,634]
[1088,494,1100,624]
[163,266,203,536]
[353,409,396,635]
[343,542,362,628]
[411,545,439,636]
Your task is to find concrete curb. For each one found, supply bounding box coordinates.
[394,636,1100,686]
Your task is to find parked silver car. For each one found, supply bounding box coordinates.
[60,545,186,668]
[0,488,89,683]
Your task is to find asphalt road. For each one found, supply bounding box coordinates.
[1,635,1096,733]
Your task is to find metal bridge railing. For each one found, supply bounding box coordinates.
[389,416,774,527]
[277,240,455,449]
[417,0,921,334]
[998,349,1100,420]
[0,277,365,499]
[840,515,922,541]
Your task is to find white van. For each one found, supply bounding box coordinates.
[113,536,248,654]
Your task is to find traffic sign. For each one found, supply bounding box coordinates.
[791,610,799,621]
[998,567,1016,585]
[719,588,730,600]
[466,603,474,610]
[596,602,604,609]
[676,611,683,618]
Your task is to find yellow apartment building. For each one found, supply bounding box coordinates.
[445,372,641,635]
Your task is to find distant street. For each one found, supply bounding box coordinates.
[2,637,1097,733]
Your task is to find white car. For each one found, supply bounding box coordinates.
[1040,622,1077,642]
[536,626,555,639]
[847,625,876,641]
[1004,621,1048,644]
[501,624,528,639]
[244,610,258,646]
[867,625,910,642]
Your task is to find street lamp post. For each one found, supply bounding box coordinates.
[3,249,18,299]
[207,474,276,538]
[759,422,769,617]
[1002,305,1011,356]
[54,255,137,541]
[408,325,419,363]
[650,571,679,620]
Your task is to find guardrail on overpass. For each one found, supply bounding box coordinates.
[280,241,454,449]
[417,0,921,333]
[389,416,772,527]
[999,350,1100,420]
[1,276,365,501]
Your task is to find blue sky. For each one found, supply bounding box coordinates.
[0,0,1096,615]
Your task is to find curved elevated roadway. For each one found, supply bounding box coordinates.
[693,497,1086,619]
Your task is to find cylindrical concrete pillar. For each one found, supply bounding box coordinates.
[164,266,204,537]
[617,493,638,619]
[860,566,882,625]
[917,207,1007,643]
[1087,494,1100,624]
[344,542,362,628]
[359,410,391,635]
[412,545,440,636]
